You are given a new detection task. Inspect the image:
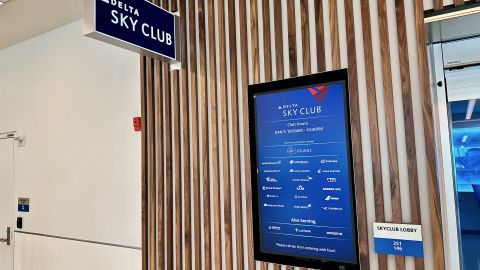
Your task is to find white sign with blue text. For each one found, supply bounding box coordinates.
[373,223,423,257]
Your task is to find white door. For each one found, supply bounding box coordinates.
[0,137,14,270]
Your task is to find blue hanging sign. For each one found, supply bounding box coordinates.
[83,0,181,63]
[373,223,424,257]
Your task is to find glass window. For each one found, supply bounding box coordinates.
[449,98,480,269]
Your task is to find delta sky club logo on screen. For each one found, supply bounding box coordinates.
[308,85,329,103]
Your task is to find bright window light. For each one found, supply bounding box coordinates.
[466,99,476,120]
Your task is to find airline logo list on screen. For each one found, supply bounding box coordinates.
[254,82,356,263]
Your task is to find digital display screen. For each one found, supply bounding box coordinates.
[249,70,359,269]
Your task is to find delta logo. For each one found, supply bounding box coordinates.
[308,85,329,103]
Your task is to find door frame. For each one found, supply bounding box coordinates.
[428,43,463,270]
[0,131,16,270]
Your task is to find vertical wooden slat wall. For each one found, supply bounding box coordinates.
[329,0,341,70]
[415,1,446,270]
[137,0,468,269]
[239,0,255,268]
[179,0,192,267]
[394,1,423,269]
[218,0,234,268]
[140,56,148,270]
[198,0,211,268]
[315,0,326,73]
[274,1,284,81]
[227,1,245,270]
[272,3,284,270]
[287,1,297,78]
[206,0,222,267]
[147,57,157,270]
[343,1,369,269]
[188,0,201,268]
[376,1,405,269]
[359,0,387,269]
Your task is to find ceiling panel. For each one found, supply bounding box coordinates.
[0,0,82,50]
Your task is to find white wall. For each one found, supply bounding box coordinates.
[0,20,141,270]
[14,233,140,270]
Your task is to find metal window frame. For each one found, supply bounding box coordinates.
[427,43,462,270]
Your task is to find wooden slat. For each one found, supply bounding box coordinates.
[434,0,443,10]
[188,0,201,269]
[198,0,212,268]
[260,0,274,261]
[154,59,165,270]
[376,0,405,269]
[454,0,465,6]
[262,0,273,81]
[159,5,172,270]
[359,0,387,269]
[140,56,148,270]
[329,0,340,69]
[157,2,173,269]
[147,58,157,270]
[251,0,260,83]
[344,1,370,269]
[250,1,267,269]
[152,6,162,270]
[376,0,402,225]
[287,1,297,77]
[394,0,424,269]
[171,9,181,270]
[239,0,255,268]
[179,0,192,268]
[315,0,326,72]
[227,1,245,269]
[218,0,234,268]
[171,2,183,267]
[172,70,183,270]
[272,0,283,265]
[163,61,174,270]
[207,0,222,269]
[165,4,174,268]
[300,0,311,75]
[413,1,445,269]
[273,1,284,80]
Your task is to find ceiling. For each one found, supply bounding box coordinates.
[0,0,82,50]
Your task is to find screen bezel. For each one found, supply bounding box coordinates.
[248,69,360,269]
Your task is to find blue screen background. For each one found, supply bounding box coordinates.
[254,82,357,263]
